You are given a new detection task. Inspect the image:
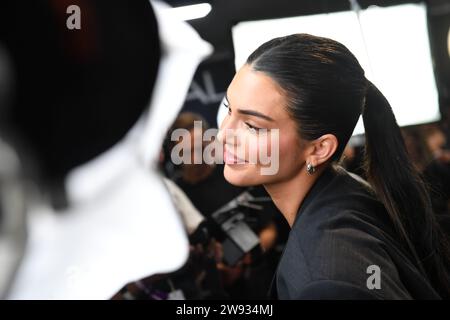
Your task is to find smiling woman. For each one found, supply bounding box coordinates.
[218,64,294,186]
[217,33,450,299]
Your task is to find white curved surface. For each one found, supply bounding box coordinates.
[7,0,213,299]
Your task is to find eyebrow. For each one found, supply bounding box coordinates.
[225,93,275,122]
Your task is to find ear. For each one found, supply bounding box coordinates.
[306,134,338,167]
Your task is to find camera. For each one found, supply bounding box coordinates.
[189,191,269,266]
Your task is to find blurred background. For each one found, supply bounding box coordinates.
[1,0,450,300]
[145,0,450,299]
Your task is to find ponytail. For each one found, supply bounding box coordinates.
[362,80,450,298]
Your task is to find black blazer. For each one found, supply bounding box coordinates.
[271,165,440,299]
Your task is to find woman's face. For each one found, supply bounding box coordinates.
[218,64,306,187]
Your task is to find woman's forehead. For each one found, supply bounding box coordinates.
[228,64,288,120]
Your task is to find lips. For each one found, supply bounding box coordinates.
[223,147,247,164]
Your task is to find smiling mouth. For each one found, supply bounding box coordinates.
[223,147,248,164]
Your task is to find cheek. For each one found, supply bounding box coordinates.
[278,137,291,158]
[222,130,303,186]
[276,132,304,174]
[245,132,275,163]
[234,131,260,162]
[247,135,260,160]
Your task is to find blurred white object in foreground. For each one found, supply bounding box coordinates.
[7,0,212,299]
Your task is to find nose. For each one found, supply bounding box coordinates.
[218,113,243,148]
[217,114,234,145]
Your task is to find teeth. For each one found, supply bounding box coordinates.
[222,144,248,164]
[224,149,246,164]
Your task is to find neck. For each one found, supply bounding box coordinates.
[264,165,325,228]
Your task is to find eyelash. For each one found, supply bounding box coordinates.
[223,102,262,132]
[223,102,231,115]
[245,122,261,132]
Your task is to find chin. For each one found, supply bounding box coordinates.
[223,163,264,187]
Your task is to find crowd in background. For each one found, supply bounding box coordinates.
[113,105,450,300]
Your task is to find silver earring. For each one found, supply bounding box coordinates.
[306,162,316,175]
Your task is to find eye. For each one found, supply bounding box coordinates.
[245,122,261,134]
[223,102,231,115]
